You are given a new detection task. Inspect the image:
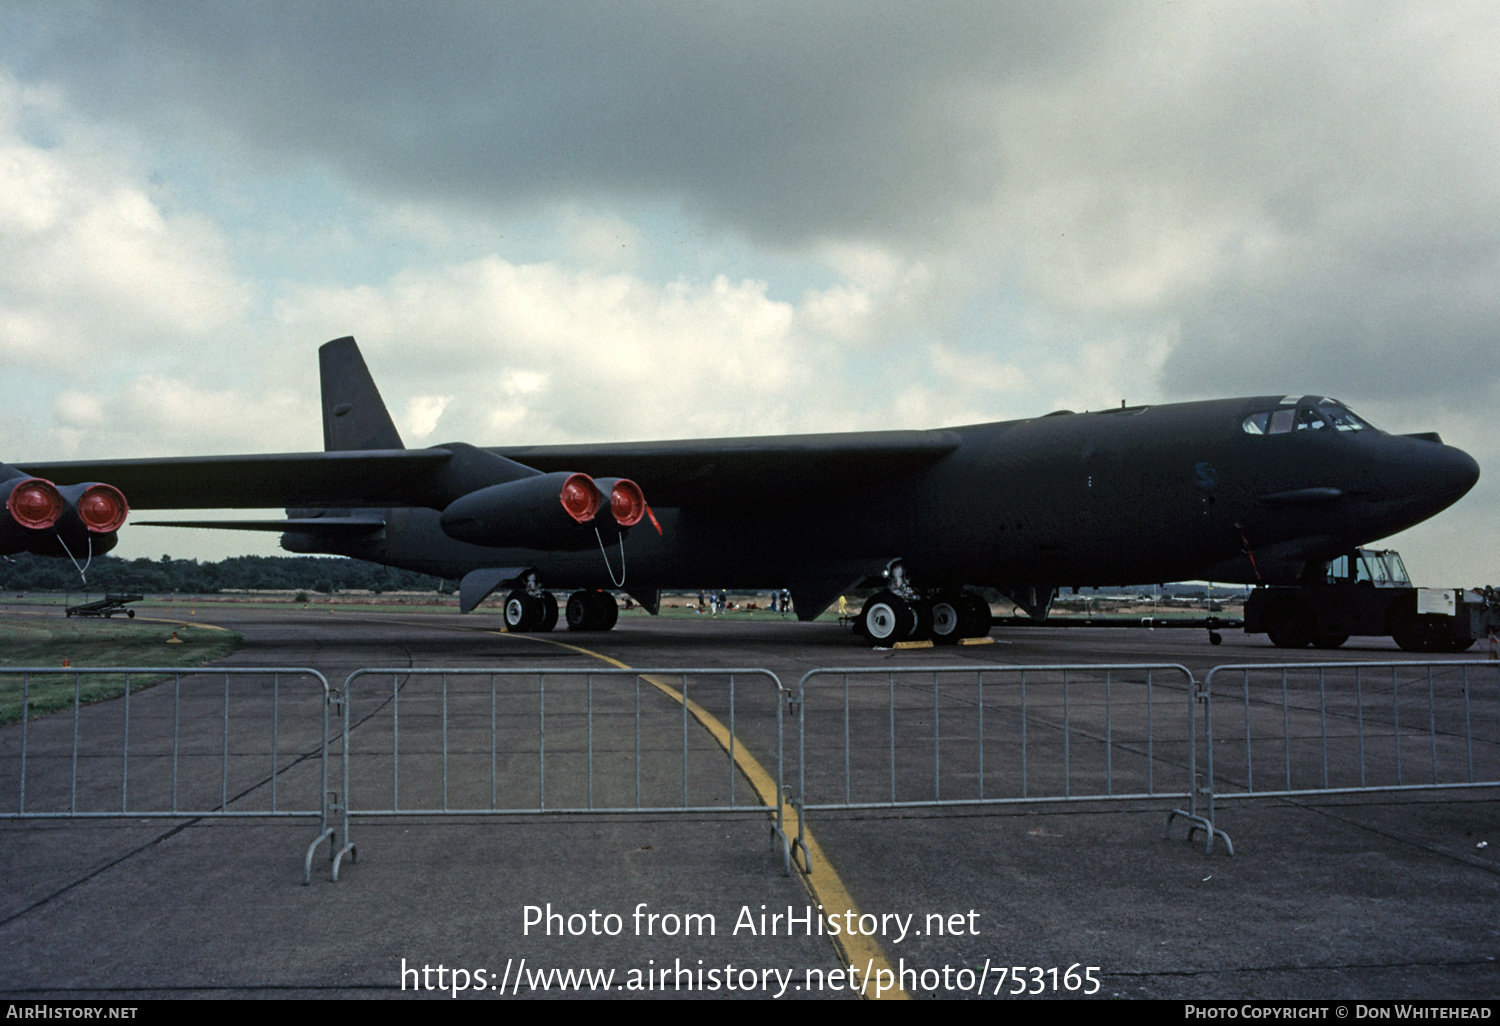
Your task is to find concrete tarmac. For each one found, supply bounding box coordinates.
[1,604,1497,1000]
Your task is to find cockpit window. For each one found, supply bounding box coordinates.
[1242,409,1299,434]
[1242,398,1376,435]
[1295,407,1327,430]
[1315,399,1371,431]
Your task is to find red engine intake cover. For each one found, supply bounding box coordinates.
[609,479,647,528]
[77,483,129,533]
[7,478,64,530]
[559,473,600,524]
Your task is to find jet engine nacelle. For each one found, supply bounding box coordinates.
[438,472,648,550]
[590,477,646,530]
[0,474,129,558]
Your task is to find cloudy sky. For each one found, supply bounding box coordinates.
[1,2,1495,583]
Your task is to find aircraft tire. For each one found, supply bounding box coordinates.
[566,590,618,631]
[566,591,594,630]
[910,598,934,641]
[1312,632,1349,649]
[1265,600,1315,648]
[504,590,544,631]
[595,591,619,630]
[859,591,915,645]
[961,591,992,637]
[929,592,967,645]
[540,592,559,632]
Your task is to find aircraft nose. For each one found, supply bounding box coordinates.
[1429,442,1481,504]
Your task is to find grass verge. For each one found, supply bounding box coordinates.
[0,616,242,725]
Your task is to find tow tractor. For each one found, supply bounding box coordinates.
[1243,548,1500,652]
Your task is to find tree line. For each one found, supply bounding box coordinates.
[0,553,449,595]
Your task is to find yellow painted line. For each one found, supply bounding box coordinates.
[131,616,235,633]
[371,616,908,1000]
[637,672,905,999]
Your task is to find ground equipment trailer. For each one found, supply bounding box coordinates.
[64,593,143,618]
[1243,549,1500,652]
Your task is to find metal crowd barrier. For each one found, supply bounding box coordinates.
[7,659,1495,883]
[331,667,788,879]
[1194,660,1500,853]
[789,664,1206,871]
[0,667,336,880]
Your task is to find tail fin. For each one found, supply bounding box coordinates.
[319,337,405,452]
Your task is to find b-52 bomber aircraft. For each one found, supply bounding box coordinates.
[3,337,1480,645]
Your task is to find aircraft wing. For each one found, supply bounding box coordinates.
[491,429,962,506]
[15,450,449,509]
[15,429,961,510]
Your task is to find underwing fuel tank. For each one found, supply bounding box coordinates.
[0,473,129,558]
[438,472,647,550]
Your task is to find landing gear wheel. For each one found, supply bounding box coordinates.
[539,592,559,632]
[504,590,544,632]
[595,592,619,630]
[1312,633,1349,650]
[961,591,992,637]
[859,591,916,645]
[1265,601,1315,649]
[928,591,967,645]
[566,591,591,630]
[910,598,933,641]
[566,590,619,631]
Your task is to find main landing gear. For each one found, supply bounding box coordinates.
[502,586,621,632]
[502,574,560,633]
[856,564,993,646]
[565,589,619,632]
[499,570,618,633]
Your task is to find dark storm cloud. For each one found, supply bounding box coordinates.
[14,1,1118,245]
[11,2,1499,416]
[1163,245,1500,404]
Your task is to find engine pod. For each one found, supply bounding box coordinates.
[440,472,607,550]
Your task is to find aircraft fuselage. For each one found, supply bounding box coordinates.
[310,395,1479,606]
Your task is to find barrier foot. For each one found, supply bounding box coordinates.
[769,823,792,877]
[1166,809,1234,856]
[331,842,358,882]
[303,827,334,885]
[790,835,813,876]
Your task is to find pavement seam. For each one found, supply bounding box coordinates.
[0,817,199,929]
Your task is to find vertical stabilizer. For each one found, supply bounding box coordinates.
[319,337,405,452]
